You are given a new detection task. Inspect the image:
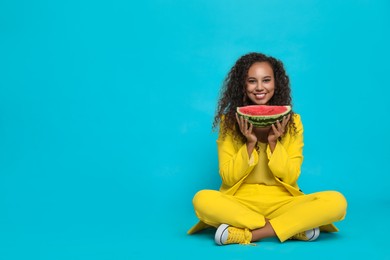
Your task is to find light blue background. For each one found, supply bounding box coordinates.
[1,0,389,259]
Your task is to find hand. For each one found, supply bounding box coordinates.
[268,114,291,144]
[236,113,257,144]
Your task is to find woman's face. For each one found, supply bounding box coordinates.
[245,62,275,105]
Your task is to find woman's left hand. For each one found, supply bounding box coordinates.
[268,114,291,145]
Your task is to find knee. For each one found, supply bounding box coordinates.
[324,191,348,220]
[192,190,219,211]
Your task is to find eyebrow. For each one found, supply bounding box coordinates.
[247,76,272,79]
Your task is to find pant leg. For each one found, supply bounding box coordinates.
[192,189,266,230]
[268,191,347,242]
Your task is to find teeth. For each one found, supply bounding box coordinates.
[255,94,265,97]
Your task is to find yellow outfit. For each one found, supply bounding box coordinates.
[188,114,347,242]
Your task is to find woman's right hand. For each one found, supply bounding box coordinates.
[236,113,257,144]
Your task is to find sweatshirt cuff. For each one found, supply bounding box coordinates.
[244,144,258,166]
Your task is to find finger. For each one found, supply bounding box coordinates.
[280,114,291,133]
[248,122,253,134]
[276,119,282,131]
[271,124,279,136]
[244,118,250,131]
[282,115,288,128]
[241,116,246,132]
[241,116,249,135]
[283,114,291,127]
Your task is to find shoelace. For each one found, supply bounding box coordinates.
[226,227,256,246]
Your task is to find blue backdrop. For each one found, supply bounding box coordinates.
[1,0,389,259]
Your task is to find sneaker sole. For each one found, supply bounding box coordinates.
[215,224,229,245]
[307,227,320,241]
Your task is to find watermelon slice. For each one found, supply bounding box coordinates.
[236,105,292,127]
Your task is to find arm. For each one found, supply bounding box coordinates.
[266,114,304,186]
[217,130,258,187]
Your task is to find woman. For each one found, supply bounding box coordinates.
[188,52,347,245]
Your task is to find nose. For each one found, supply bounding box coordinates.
[255,83,264,91]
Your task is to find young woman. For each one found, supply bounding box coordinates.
[188,52,347,245]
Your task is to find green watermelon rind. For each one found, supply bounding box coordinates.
[236,105,292,127]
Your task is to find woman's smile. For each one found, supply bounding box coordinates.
[253,92,266,100]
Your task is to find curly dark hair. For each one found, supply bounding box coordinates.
[213,52,296,142]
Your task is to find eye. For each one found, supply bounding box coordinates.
[247,79,257,84]
[263,78,271,83]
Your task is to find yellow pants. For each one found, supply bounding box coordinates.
[192,184,347,242]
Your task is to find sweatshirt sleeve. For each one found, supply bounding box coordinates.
[217,131,258,187]
[266,114,304,186]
